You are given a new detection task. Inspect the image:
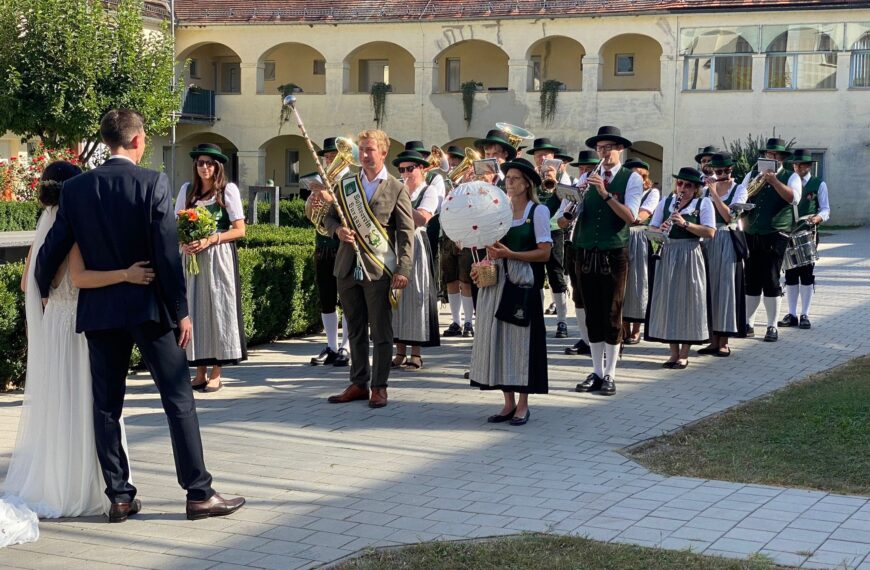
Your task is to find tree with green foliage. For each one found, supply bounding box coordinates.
[0,0,180,164]
[721,130,795,181]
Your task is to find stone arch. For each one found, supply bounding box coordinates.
[525,36,586,91]
[344,42,416,94]
[599,34,663,91]
[259,134,321,196]
[434,40,509,93]
[178,42,243,95]
[629,140,664,190]
[257,42,328,95]
[173,132,240,188]
[385,138,406,177]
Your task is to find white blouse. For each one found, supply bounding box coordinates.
[175,182,245,223]
[650,196,716,229]
[511,201,554,244]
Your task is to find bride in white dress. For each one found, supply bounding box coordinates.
[1,161,152,547]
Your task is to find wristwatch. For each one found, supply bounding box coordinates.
[683,220,690,229]
[603,193,613,203]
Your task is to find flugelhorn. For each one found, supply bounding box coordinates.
[446,147,482,184]
[424,145,449,174]
[306,137,360,236]
[495,122,534,149]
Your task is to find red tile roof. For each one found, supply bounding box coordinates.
[174,0,863,24]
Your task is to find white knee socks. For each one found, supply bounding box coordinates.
[590,341,605,377]
[574,307,588,342]
[448,292,461,325]
[786,284,799,317]
[604,343,619,378]
[746,295,761,327]
[554,292,568,322]
[800,284,814,317]
[461,295,474,326]
[322,312,338,351]
[763,295,780,328]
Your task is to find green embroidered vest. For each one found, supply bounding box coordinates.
[575,167,632,250]
[798,176,821,217]
[662,196,701,240]
[746,169,794,235]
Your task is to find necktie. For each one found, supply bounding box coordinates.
[603,170,611,190]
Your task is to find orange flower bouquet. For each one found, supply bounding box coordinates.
[176,206,217,275]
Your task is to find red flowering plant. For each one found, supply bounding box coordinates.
[0,145,81,202]
[176,206,217,275]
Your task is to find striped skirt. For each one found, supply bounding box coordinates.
[703,226,747,337]
[184,241,247,366]
[470,259,548,394]
[623,225,651,322]
[646,239,709,344]
[392,228,440,347]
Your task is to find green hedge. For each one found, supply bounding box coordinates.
[251,198,309,228]
[0,201,41,232]
[0,244,319,389]
[239,224,316,248]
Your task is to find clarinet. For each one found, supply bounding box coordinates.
[666,190,684,239]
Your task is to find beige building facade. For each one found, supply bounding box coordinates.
[152,6,869,223]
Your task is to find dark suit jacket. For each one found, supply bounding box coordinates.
[34,157,188,333]
[324,173,414,281]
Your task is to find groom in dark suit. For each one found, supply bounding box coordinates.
[35,109,244,522]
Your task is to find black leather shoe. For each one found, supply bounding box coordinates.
[764,326,778,342]
[462,322,474,337]
[487,407,516,423]
[565,340,591,355]
[310,346,338,366]
[443,322,462,337]
[745,326,755,338]
[575,373,603,393]
[509,409,530,426]
[333,348,350,366]
[555,322,568,338]
[108,498,141,523]
[778,314,798,327]
[186,493,246,521]
[799,315,811,329]
[600,375,616,396]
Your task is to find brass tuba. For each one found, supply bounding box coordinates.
[446,147,482,185]
[305,137,361,236]
[495,122,534,150]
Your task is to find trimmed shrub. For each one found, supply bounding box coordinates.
[238,225,316,249]
[252,198,309,228]
[0,201,41,231]
[0,263,26,389]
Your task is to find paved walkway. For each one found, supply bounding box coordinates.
[1,227,869,570]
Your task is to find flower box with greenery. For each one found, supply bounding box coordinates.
[370,82,391,126]
[540,79,565,125]
[461,81,483,128]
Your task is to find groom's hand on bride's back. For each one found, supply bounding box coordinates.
[178,316,192,349]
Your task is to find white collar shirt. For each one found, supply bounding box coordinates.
[361,165,388,201]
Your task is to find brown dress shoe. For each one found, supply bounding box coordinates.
[186,493,246,521]
[108,498,141,523]
[327,384,370,404]
[368,387,388,408]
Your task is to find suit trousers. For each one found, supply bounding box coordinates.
[86,321,214,503]
[338,277,393,388]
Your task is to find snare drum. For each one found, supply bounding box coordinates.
[783,228,819,271]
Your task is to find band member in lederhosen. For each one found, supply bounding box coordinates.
[572,127,643,396]
[322,129,415,409]
[697,153,748,358]
[695,145,719,182]
[390,150,443,370]
[309,137,351,367]
[561,151,600,356]
[741,138,802,342]
[647,167,716,368]
[777,149,830,330]
[527,138,571,338]
[621,158,661,345]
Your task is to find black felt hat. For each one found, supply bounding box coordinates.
[392,150,430,168]
[474,129,517,160]
[500,157,542,188]
[624,158,650,171]
[570,150,600,167]
[585,126,632,150]
[709,152,735,168]
[189,143,228,164]
[555,152,573,163]
[672,166,704,185]
[764,138,791,154]
[404,140,431,157]
[788,148,816,163]
[694,145,719,163]
[317,137,339,157]
[525,137,561,156]
[445,145,466,159]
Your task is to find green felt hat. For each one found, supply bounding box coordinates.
[391,150,429,168]
[672,166,704,186]
[694,145,719,163]
[570,150,600,167]
[763,138,792,155]
[555,152,573,163]
[709,152,734,168]
[624,158,650,171]
[474,129,517,160]
[525,137,561,156]
[189,143,228,164]
[404,140,431,157]
[788,148,816,164]
[500,157,542,188]
[445,145,466,159]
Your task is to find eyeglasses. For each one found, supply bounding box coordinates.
[196,160,216,168]
[595,144,616,153]
[397,165,419,174]
[713,168,732,175]
[675,180,697,188]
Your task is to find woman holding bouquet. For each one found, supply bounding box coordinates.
[469,158,552,426]
[175,143,247,392]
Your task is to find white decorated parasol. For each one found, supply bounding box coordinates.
[440,181,513,251]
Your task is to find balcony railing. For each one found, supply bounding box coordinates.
[179,88,216,124]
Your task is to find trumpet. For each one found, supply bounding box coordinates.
[305,137,361,236]
[446,147,482,185]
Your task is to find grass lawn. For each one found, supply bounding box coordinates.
[628,356,870,495]
[333,534,792,569]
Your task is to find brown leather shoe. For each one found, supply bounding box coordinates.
[186,493,246,521]
[108,498,141,523]
[368,387,388,408]
[327,384,370,404]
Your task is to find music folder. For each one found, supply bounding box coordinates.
[555,184,583,202]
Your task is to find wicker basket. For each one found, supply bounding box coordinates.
[473,262,498,288]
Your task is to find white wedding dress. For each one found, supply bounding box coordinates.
[0,207,131,547]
